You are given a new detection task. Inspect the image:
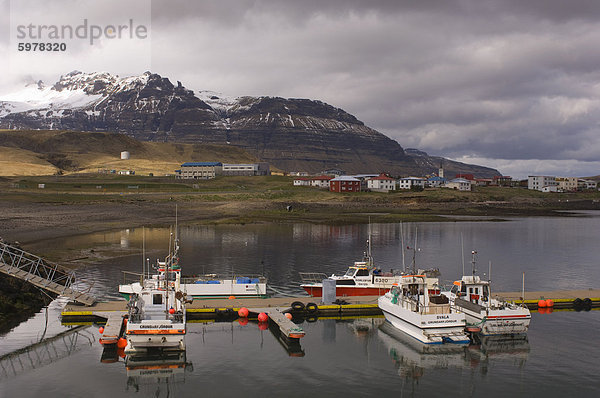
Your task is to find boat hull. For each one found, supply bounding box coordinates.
[463,310,531,336]
[378,296,469,345]
[125,323,186,353]
[302,285,391,297]
[120,281,268,300]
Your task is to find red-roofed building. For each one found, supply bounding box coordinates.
[455,173,474,180]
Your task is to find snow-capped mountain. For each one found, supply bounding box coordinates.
[0,71,499,177]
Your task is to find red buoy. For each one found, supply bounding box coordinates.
[238,307,249,318]
[169,307,175,315]
[117,348,126,358]
[229,295,236,300]
[285,312,293,320]
[258,312,268,322]
[99,326,104,334]
[537,299,547,308]
[545,299,554,307]
[117,337,127,349]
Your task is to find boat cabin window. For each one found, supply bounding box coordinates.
[475,287,479,294]
[153,294,163,305]
[460,283,466,294]
[451,285,458,294]
[356,269,370,277]
[344,268,357,277]
[483,285,489,297]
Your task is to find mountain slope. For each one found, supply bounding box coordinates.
[0,71,500,177]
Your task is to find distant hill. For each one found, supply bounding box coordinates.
[0,71,501,177]
[0,130,259,176]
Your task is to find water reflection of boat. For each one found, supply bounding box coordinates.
[125,350,192,393]
[346,317,385,337]
[378,322,467,380]
[379,322,530,381]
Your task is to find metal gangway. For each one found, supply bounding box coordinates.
[0,241,96,305]
[0,325,95,380]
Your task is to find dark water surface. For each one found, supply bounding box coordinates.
[1,213,599,397]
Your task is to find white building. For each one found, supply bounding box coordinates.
[579,179,598,190]
[397,177,426,190]
[528,176,557,191]
[293,177,310,186]
[444,178,471,191]
[310,176,333,188]
[367,173,396,192]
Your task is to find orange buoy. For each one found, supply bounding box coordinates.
[123,318,128,326]
[238,307,249,318]
[258,321,268,330]
[238,317,249,326]
[545,299,554,307]
[538,299,547,308]
[258,312,268,322]
[229,295,236,300]
[285,312,293,320]
[117,337,127,349]
[169,307,175,315]
[99,326,105,334]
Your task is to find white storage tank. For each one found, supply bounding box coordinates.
[120,151,130,160]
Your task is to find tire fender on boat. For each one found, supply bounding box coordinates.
[291,301,305,311]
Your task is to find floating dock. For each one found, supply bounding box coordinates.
[62,288,600,325]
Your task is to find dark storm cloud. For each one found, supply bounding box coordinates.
[3,0,600,177]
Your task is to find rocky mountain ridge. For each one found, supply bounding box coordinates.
[0,71,500,177]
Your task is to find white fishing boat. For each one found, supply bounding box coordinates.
[119,232,267,300]
[443,251,531,336]
[120,267,268,300]
[378,245,469,345]
[124,237,187,353]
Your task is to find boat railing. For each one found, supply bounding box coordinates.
[180,273,267,285]
[121,271,145,285]
[299,272,329,284]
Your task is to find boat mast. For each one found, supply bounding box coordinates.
[400,222,406,273]
[470,250,477,276]
[365,219,373,267]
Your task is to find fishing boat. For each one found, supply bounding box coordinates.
[299,232,400,297]
[124,237,187,353]
[378,245,470,344]
[443,251,531,336]
[119,232,267,300]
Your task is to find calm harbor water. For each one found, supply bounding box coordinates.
[1,212,600,397]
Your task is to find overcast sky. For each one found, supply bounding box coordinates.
[2,0,600,178]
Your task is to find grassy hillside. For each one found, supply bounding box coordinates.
[0,129,261,176]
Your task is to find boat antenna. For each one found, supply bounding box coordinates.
[488,260,492,283]
[400,222,406,273]
[461,233,465,276]
[522,272,525,306]
[142,226,146,278]
[470,250,477,276]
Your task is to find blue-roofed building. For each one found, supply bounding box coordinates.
[427,176,447,188]
[178,162,223,179]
